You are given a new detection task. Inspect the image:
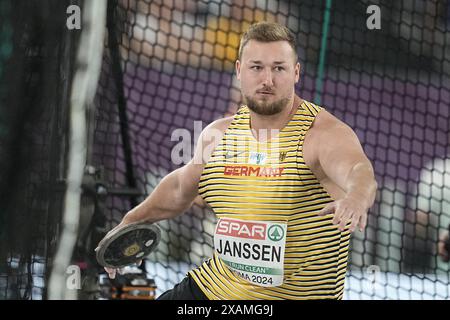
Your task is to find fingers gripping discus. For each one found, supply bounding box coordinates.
[96,222,161,268]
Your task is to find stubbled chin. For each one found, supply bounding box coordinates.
[256,95,275,101]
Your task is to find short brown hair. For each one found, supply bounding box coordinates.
[238,22,297,61]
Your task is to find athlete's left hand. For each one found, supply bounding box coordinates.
[317,197,368,233]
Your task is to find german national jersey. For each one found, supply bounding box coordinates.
[189,100,351,299]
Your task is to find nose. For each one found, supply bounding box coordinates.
[261,68,274,87]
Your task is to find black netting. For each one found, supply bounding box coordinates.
[91,0,450,299]
[0,0,79,299]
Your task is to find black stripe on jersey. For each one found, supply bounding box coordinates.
[206,173,319,179]
[303,101,321,115]
[199,176,322,185]
[200,197,329,206]
[285,237,345,251]
[287,229,341,241]
[199,166,317,175]
[268,286,342,297]
[289,212,337,224]
[199,184,321,193]
[201,190,330,200]
[202,197,332,208]
[280,277,342,288]
[201,260,232,291]
[293,260,343,271]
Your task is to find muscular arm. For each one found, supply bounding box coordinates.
[99,117,231,278]
[305,110,377,232]
[317,117,377,210]
[121,162,202,224]
[120,117,232,225]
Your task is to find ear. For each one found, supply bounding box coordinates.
[295,62,300,83]
[235,60,241,81]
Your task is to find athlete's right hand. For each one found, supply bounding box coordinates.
[96,216,150,278]
[95,221,130,279]
[104,267,120,279]
[102,260,142,279]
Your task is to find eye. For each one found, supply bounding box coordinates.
[250,65,262,71]
[274,66,285,71]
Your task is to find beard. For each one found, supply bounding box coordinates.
[244,95,289,116]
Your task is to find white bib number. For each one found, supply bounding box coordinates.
[214,218,287,287]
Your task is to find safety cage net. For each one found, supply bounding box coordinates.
[1,0,449,299]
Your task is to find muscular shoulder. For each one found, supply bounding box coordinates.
[304,110,358,166]
[205,116,234,136]
[311,110,350,133]
[201,116,234,145]
[193,116,234,165]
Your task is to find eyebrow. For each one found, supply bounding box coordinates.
[248,60,287,65]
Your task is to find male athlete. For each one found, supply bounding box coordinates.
[100,21,377,300]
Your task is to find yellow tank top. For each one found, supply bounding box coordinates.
[189,100,350,300]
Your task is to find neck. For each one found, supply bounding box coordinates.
[249,95,302,141]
